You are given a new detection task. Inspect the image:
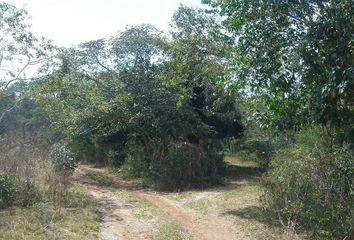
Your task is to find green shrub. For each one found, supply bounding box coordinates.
[0,174,16,209]
[19,180,41,207]
[118,142,224,190]
[0,133,80,209]
[50,142,77,173]
[235,131,286,168]
[243,139,273,167]
[158,142,223,190]
[263,127,354,239]
[121,147,149,178]
[107,147,127,168]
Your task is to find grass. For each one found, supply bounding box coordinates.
[108,166,157,189]
[113,189,194,240]
[0,185,100,240]
[83,167,164,220]
[218,182,290,240]
[224,153,260,168]
[82,169,113,186]
[165,153,305,240]
[153,220,194,240]
[116,188,165,220]
[83,166,193,240]
[83,165,161,219]
[81,155,306,239]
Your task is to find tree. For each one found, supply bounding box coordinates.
[0,2,53,123]
[169,6,244,141]
[35,25,176,166]
[36,16,244,189]
[204,0,353,140]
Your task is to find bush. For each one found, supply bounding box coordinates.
[19,179,41,207]
[69,136,106,164]
[107,147,127,168]
[242,139,274,167]
[118,141,224,190]
[0,175,42,208]
[50,142,77,173]
[121,146,149,178]
[231,130,284,168]
[0,134,78,209]
[263,127,354,239]
[157,142,223,190]
[0,174,16,209]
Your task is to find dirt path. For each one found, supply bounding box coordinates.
[75,166,249,240]
[74,170,156,240]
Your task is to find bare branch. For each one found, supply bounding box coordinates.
[0,104,16,123]
[4,58,31,89]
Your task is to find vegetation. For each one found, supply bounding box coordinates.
[0,0,353,239]
[0,186,100,240]
[33,7,243,190]
[205,0,353,135]
[202,1,353,238]
[82,166,194,240]
[153,221,193,240]
[264,127,353,239]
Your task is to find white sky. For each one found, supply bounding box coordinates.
[7,0,203,47]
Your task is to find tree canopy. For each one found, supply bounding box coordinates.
[204,0,353,137]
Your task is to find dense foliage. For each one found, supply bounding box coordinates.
[0,1,353,238]
[264,127,353,239]
[31,7,244,189]
[203,1,354,238]
[0,174,15,208]
[205,0,353,137]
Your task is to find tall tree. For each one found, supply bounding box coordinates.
[170,6,243,140]
[205,0,353,138]
[0,2,52,123]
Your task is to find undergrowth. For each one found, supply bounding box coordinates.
[0,185,100,240]
[263,127,353,239]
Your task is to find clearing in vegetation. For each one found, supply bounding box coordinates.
[72,154,304,240]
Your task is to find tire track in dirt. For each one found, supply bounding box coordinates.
[76,166,249,240]
[137,191,247,240]
[74,169,156,240]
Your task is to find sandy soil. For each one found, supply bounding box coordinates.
[74,166,250,240]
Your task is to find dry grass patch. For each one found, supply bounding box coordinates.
[83,166,193,240]
[165,154,307,240]
[0,185,100,240]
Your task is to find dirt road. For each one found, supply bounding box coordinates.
[74,166,249,240]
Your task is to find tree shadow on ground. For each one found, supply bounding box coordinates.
[199,163,265,192]
[222,205,281,228]
[79,163,265,194]
[224,163,265,181]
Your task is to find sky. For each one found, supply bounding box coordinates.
[7,0,204,47]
